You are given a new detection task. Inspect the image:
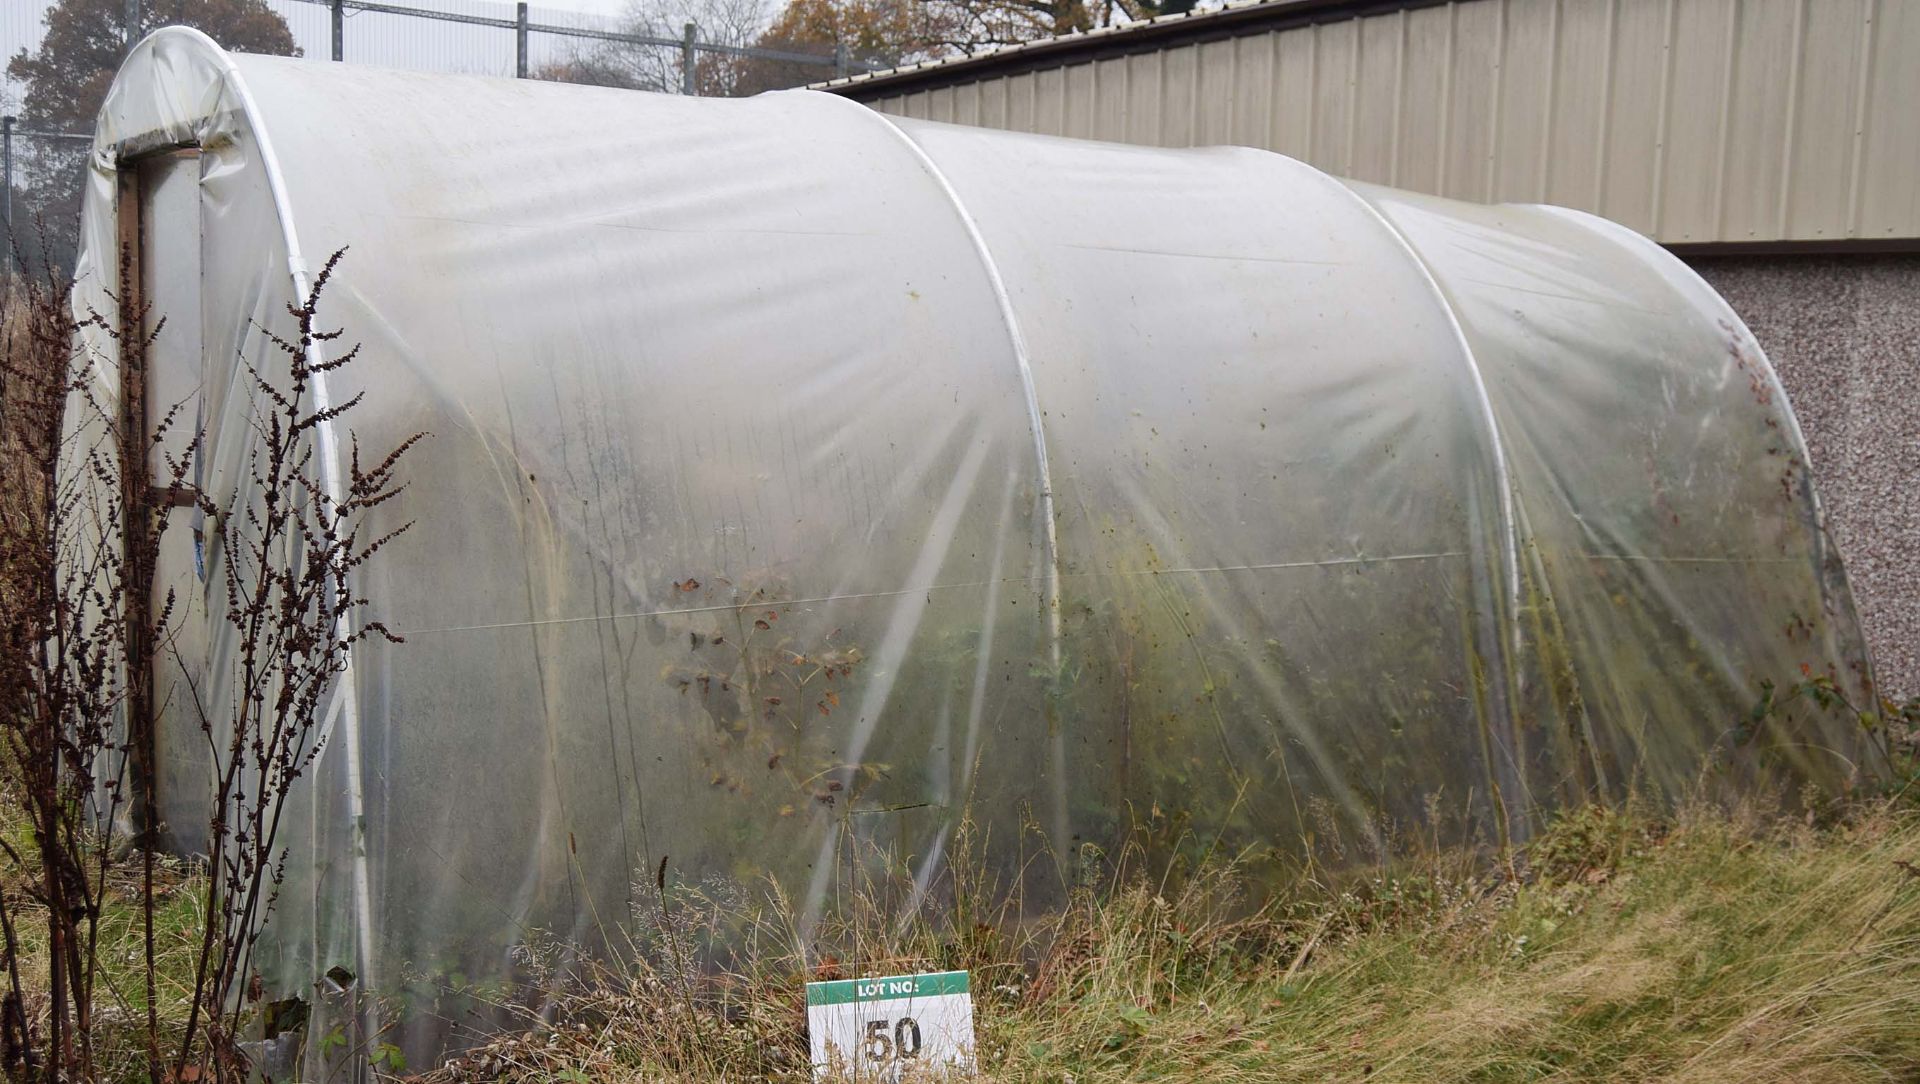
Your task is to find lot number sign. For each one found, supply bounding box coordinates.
[806,970,974,1080]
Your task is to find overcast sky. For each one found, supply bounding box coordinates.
[544,0,630,13]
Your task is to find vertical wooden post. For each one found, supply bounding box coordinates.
[2,116,13,278]
[116,167,156,841]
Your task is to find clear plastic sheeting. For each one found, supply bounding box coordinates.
[74,28,1879,1065]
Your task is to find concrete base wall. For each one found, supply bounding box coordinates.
[1690,254,1920,700]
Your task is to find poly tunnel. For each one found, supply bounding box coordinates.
[74,27,1878,1061]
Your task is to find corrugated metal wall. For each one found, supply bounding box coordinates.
[859,0,1920,246]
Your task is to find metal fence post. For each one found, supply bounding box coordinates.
[834,41,849,78]
[331,0,344,61]
[2,116,13,278]
[515,2,529,78]
[125,0,140,50]
[681,22,697,95]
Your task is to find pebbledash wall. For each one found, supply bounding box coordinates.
[822,0,1920,696]
[1692,255,1920,699]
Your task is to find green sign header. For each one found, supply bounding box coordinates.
[805,970,971,1007]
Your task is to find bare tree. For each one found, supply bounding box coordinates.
[732,0,927,93]
[918,0,1194,56]
[537,0,782,96]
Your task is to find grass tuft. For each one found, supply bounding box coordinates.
[427,796,1920,1083]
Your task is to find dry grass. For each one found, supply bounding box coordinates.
[0,788,211,1083]
[423,796,1920,1084]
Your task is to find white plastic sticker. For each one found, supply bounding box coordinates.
[806,970,975,1081]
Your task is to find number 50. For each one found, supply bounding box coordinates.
[862,1016,923,1062]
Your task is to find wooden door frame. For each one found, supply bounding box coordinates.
[114,145,201,842]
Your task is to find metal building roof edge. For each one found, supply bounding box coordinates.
[812,0,1454,98]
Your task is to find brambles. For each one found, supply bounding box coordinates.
[657,572,873,812]
[1744,667,1918,795]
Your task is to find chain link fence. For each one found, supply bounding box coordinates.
[276,0,884,89]
[1,120,88,278]
[3,0,885,272]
